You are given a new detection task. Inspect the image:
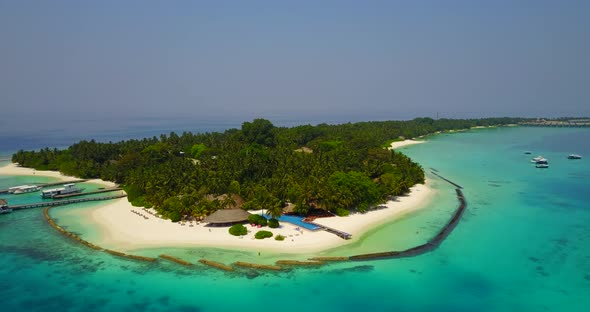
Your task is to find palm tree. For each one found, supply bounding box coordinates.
[265,199,283,220]
[221,194,237,209]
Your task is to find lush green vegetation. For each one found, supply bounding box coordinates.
[275,234,285,241]
[254,230,273,239]
[228,224,247,236]
[12,117,524,219]
[248,214,268,226]
[268,218,280,228]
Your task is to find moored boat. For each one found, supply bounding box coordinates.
[11,185,41,194]
[568,154,582,159]
[41,183,84,199]
[536,164,549,169]
[532,157,549,165]
[0,199,11,214]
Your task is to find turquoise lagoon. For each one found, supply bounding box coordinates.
[1,126,589,311]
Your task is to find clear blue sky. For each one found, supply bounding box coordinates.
[1,0,589,126]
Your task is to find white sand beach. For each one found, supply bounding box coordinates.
[389,139,425,149]
[1,162,434,254]
[89,181,434,253]
[0,163,117,188]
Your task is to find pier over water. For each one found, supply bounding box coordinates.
[8,194,127,210]
[0,179,89,194]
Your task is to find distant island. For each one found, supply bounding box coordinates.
[11,117,523,223]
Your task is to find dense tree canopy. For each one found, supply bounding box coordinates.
[12,117,524,219]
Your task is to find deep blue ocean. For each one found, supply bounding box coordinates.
[1,122,589,312]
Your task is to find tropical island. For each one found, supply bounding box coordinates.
[5,117,523,252]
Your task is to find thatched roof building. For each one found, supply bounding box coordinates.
[283,202,296,214]
[204,209,251,226]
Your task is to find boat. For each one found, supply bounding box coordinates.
[531,156,546,163]
[568,154,582,159]
[524,151,532,154]
[10,185,41,194]
[536,164,549,169]
[0,199,11,214]
[8,185,40,194]
[41,183,84,199]
[535,158,548,165]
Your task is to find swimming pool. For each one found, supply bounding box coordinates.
[262,214,321,230]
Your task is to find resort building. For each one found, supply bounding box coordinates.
[203,208,251,226]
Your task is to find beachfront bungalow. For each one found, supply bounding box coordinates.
[203,209,251,226]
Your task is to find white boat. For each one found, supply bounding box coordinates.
[568,154,582,159]
[8,185,36,193]
[536,164,549,169]
[10,185,41,194]
[41,183,84,199]
[535,158,549,165]
[530,156,548,164]
[0,199,11,214]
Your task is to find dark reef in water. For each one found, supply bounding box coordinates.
[329,265,374,274]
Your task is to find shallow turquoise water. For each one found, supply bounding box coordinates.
[1,126,589,311]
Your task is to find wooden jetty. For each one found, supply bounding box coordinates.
[306,221,352,240]
[0,179,89,194]
[52,187,122,199]
[9,194,126,210]
[320,224,352,239]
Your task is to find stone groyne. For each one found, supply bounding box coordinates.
[44,207,103,251]
[234,261,283,271]
[276,260,324,266]
[159,254,192,266]
[42,172,468,272]
[349,185,466,261]
[308,256,350,262]
[198,259,234,271]
[44,206,156,262]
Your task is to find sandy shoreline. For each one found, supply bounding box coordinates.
[389,139,425,149]
[0,163,117,188]
[89,182,433,253]
[1,161,435,254]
